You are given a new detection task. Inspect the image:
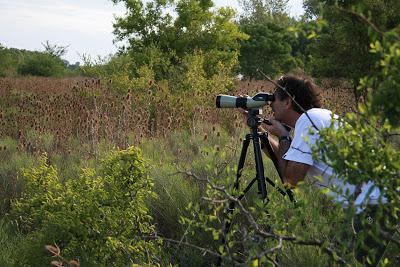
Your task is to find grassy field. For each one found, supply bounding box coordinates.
[3,76,388,267]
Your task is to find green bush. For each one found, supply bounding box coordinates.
[0,45,24,77]
[10,147,159,266]
[314,10,400,266]
[17,52,65,77]
[81,54,137,94]
[0,46,16,77]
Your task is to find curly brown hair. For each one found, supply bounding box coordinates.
[274,74,322,114]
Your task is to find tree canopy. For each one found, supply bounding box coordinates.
[111,0,247,80]
[237,0,300,79]
[303,0,400,94]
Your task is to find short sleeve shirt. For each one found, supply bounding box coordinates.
[283,108,337,181]
[282,108,385,207]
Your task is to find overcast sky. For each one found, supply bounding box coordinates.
[0,0,304,64]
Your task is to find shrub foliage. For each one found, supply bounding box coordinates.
[10,147,159,266]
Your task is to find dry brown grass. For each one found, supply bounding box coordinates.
[0,77,355,154]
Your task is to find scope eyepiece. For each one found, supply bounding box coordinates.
[216,92,274,109]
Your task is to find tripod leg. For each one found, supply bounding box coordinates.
[233,134,252,191]
[224,134,251,228]
[259,132,281,178]
[252,128,268,199]
[218,134,252,266]
[259,132,295,202]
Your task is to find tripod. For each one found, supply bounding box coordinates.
[217,109,294,265]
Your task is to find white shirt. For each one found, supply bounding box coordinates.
[283,108,384,208]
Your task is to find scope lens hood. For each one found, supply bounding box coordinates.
[216,95,222,108]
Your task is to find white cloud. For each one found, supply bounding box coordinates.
[0,0,122,34]
[0,0,304,63]
[0,0,124,62]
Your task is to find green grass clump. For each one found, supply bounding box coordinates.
[0,137,35,215]
[0,219,24,266]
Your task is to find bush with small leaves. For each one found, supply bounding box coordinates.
[17,52,65,77]
[314,11,400,266]
[10,147,160,266]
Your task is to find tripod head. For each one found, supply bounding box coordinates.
[246,109,263,129]
[246,108,291,133]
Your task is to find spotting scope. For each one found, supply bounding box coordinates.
[216,92,274,109]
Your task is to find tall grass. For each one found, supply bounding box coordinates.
[0,76,363,265]
[0,137,34,215]
[0,219,23,266]
[0,77,355,152]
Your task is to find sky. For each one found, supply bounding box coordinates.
[0,0,304,64]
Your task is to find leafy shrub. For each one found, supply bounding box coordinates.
[178,167,362,266]
[81,54,137,94]
[0,45,26,77]
[10,147,159,266]
[367,37,400,127]
[313,8,400,266]
[0,45,17,77]
[316,112,399,265]
[17,52,65,77]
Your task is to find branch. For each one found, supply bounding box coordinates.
[254,237,283,264]
[142,235,221,258]
[142,234,244,266]
[179,169,348,265]
[336,6,386,37]
[177,170,274,238]
[172,170,208,182]
[380,228,400,247]
[202,197,229,204]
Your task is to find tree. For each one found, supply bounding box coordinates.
[42,40,69,59]
[238,0,300,79]
[303,0,400,99]
[239,20,299,79]
[17,52,65,77]
[111,0,246,80]
[239,0,289,21]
